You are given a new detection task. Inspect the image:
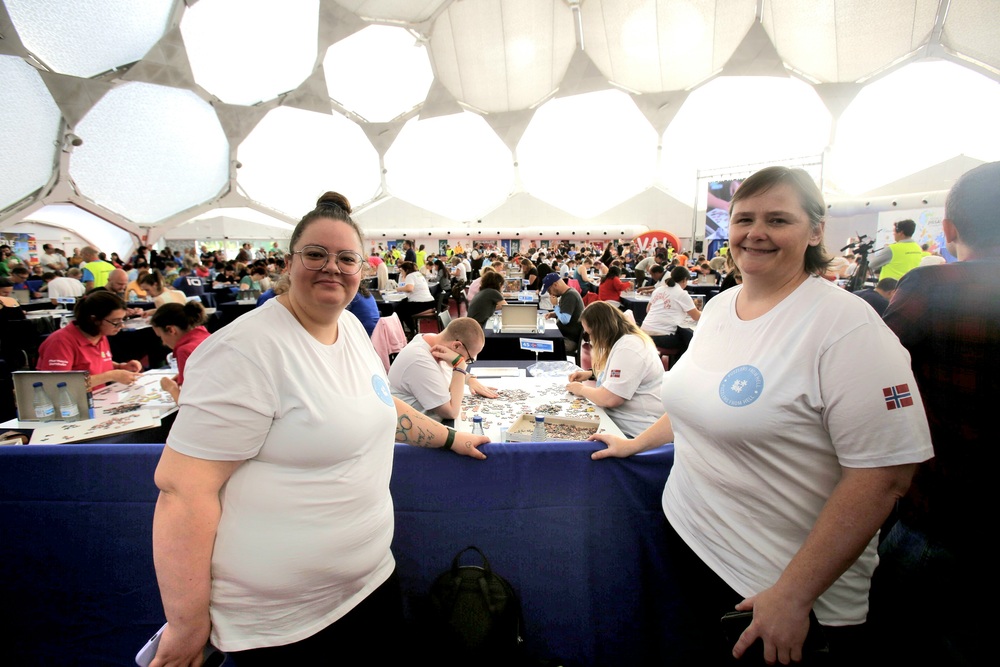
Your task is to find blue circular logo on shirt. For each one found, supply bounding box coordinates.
[372,375,393,406]
[718,365,764,407]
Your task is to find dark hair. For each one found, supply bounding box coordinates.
[665,266,690,287]
[74,291,126,336]
[649,264,665,275]
[289,191,363,254]
[42,272,57,281]
[945,161,1000,248]
[729,166,830,275]
[481,271,506,291]
[875,277,899,292]
[11,266,29,278]
[600,265,620,285]
[399,261,418,275]
[893,219,916,238]
[150,301,207,331]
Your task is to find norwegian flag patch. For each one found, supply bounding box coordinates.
[610,369,621,378]
[883,384,914,410]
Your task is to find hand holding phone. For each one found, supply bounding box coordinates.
[135,623,225,667]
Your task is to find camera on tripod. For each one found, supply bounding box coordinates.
[841,235,874,257]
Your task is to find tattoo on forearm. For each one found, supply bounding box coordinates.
[395,411,439,448]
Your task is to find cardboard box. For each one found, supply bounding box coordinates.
[505,414,600,442]
[12,371,93,422]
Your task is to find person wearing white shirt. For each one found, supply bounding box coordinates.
[40,244,68,272]
[44,268,86,303]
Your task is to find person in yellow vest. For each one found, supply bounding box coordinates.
[415,244,427,270]
[80,246,116,290]
[869,219,926,281]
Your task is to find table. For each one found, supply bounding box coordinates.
[480,318,566,361]
[0,439,678,666]
[455,373,624,442]
[619,293,650,326]
[217,300,257,327]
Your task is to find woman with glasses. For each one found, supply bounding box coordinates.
[36,290,142,386]
[565,301,662,438]
[395,260,436,333]
[150,192,488,666]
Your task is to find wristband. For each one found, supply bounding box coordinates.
[451,354,462,367]
[442,427,456,451]
[452,367,467,375]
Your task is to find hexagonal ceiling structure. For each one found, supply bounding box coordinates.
[1,0,998,257]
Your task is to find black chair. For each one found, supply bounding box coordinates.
[0,319,44,371]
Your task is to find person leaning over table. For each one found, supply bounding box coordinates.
[540,272,584,355]
[36,290,143,387]
[466,270,508,329]
[150,192,488,667]
[636,264,665,295]
[149,301,210,403]
[388,316,499,420]
[394,260,437,333]
[139,270,187,308]
[565,302,662,438]
[589,166,933,666]
[639,265,701,359]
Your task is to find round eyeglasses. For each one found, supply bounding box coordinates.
[292,246,365,274]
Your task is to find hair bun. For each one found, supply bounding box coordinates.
[316,191,352,214]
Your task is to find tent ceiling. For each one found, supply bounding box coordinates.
[2,0,999,245]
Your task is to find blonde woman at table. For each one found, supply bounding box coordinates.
[590,166,933,665]
[639,266,701,359]
[149,301,210,403]
[139,270,186,308]
[36,290,142,386]
[150,192,488,667]
[565,301,662,438]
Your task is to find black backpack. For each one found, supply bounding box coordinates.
[426,546,525,666]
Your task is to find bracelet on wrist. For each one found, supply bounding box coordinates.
[442,427,456,451]
[453,367,467,375]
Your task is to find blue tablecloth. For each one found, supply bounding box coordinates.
[0,440,678,666]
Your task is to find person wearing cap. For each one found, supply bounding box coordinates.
[541,272,584,355]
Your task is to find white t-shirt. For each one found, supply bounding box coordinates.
[41,252,67,270]
[46,276,85,300]
[661,277,933,625]
[641,283,695,335]
[452,263,468,283]
[387,334,452,420]
[402,271,433,302]
[167,300,398,651]
[595,334,664,438]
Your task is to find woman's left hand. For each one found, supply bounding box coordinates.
[731,589,812,665]
[118,360,143,373]
[468,378,498,398]
[566,381,585,396]
[450,431,490,460]
[567,371,591,383]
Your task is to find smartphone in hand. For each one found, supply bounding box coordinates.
[135,623,226,667]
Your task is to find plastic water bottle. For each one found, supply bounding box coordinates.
[532,415,546,442]
[471,415,485,436]
[537,309,546,332]
[32,382,55,420]
[56,382,80,421]
[492,311,501,334]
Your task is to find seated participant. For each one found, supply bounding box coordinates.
[692,261,720,286]
[565,302,663,437]
[466,270,507,328]
[149,301,211,402]
[637,265,665,294]
[139,270,187,308]
[640,266,701,357]
[36,291,142,386]
[346,281,380,337]
[853,277,898,317]
[520,259,539,290]
[466,265,492,302]
[0,278,26,323]
[43,268,86,304]
[395,261,437,333]
[597,265,628,304]
[388,317,498,420]
[126,268,149,302]
[541,273,584,355]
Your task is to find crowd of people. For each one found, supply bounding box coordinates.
[4,160,991,665]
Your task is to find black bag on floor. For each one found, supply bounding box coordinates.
[427,546,525,666]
